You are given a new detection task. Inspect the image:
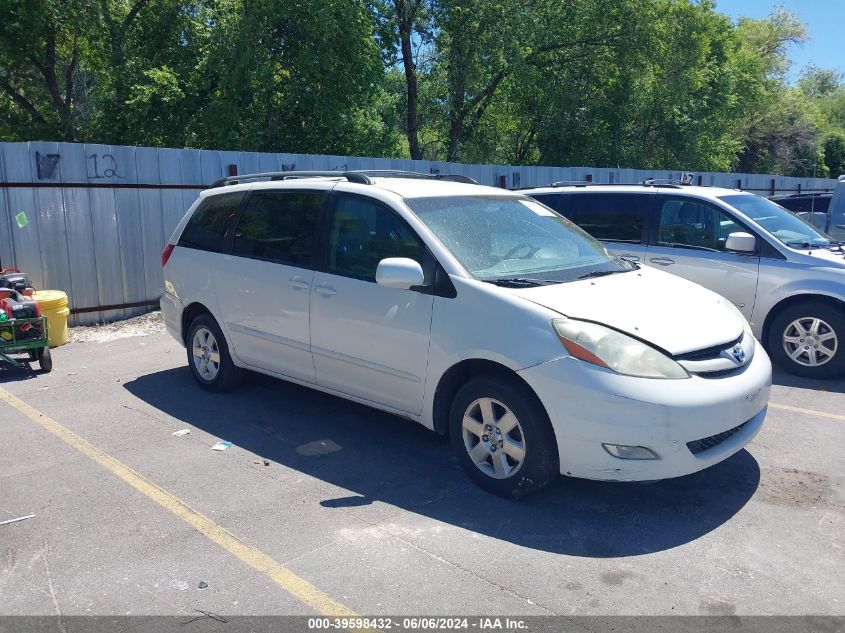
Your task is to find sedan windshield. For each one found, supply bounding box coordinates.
[719,194,832,248]
[404,195,630,283]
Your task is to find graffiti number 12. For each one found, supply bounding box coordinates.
[88,153,120,179]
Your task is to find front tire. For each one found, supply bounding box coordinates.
[767,301,845,378]
[449,376,558,498]
[186,314,243,391]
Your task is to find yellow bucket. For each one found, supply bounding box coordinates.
[33,290,70,347]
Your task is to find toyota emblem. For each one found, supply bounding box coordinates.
[731,345,746,364]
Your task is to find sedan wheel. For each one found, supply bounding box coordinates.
[768,301,845,378]
[782,317,837,368]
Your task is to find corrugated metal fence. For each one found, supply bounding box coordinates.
[0,141,838,325]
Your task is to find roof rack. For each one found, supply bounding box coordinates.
[640,178,688,188]
[208,170,477,189]
[550,180,594,187]
[354,170,478,184]
[209,171,368,188]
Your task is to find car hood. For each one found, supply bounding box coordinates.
[786,246,845,267]
[510,266,744,355]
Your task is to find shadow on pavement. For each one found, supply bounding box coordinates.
[772,368,845,394]
[0,360,41,382]
[124,366,760,558]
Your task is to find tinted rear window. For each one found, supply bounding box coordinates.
[528,193,569,213]
[233,191,324,266]
[772,196,831,213]
[558,194,648,243]
[179,192,245,252]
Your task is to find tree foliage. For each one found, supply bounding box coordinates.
[1,0,844,176]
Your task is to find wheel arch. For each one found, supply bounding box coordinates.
[181,302,214,346]
[431,358,549,437]
[761,293,845,347]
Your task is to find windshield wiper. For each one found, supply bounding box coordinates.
[785,240,826,249]
[483,278,561,287]
[821,241,845,252]
[577,269,629,280]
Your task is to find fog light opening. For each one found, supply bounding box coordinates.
[602,443,659,460]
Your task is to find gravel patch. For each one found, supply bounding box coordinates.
[71,310,165,343]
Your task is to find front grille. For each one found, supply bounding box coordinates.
[695,367,743,378]
[686,421,748,455]
[674,334,743,362]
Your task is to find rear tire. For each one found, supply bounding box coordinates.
[767,301,845,378]
[449,376,558,499]
[186,314,243,391]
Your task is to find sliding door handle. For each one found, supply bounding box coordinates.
[288,277,310,290]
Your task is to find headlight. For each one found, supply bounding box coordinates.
[552,318,689,379]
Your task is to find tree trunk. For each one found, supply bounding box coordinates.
[396,0,422,160]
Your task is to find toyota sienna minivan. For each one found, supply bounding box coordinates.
[161,171,771,497]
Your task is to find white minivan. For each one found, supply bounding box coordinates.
[161,171,771,497]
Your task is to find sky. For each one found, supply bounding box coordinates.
[715,0,844,81]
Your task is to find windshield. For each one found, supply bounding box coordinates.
[404,195,630,283]
[719,194,831,247]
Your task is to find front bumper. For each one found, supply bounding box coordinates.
[517,344,772,481]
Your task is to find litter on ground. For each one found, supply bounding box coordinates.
[0,514,34,526]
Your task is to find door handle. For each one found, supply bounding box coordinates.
[649,257,675,266]
[836,225,845,229]
[620,254,641,262]
[314,284,337,296]
[288,277,310,290]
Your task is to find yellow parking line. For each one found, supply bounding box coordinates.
[770,402,845,422]
[0,386,357,617]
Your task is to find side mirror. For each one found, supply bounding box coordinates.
[375,257,424,290]
[726,232,756,253]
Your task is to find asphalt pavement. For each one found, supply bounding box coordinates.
[1,319,843,619]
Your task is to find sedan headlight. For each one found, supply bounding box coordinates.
[552,318,689,379]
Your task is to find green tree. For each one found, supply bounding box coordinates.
[0,0,99,141]
[823,133,845,177]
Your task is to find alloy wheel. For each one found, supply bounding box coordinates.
[461,397,526,479]
[192,326,221,381]
[782,317,838,368]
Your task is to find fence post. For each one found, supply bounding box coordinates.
[770,179,776,196]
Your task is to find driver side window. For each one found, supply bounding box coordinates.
[327,195,427,282]
[658,199,740,251]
